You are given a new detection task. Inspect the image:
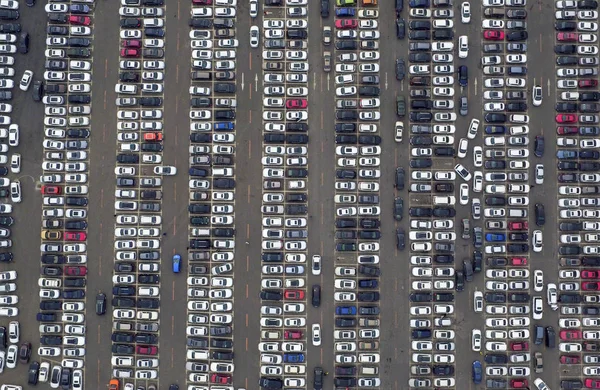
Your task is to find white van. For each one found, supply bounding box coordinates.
[458,35,468,58]
[508,209,528,218]
[212,168,233,177]
[434,196,456,206]
[143,18,164,28]
[361,366,379,375]
[510,114,529,124]
[191,228,210,237]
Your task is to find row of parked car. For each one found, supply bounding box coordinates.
[553,1,600,389]
[185,0,238,387]
[112,0,166,384]
[259,0,313,388]
[38,0,94,387]
[330,0,383,388]
[405,0,468,388]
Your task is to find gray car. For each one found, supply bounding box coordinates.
[459,96,468,116]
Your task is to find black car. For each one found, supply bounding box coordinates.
[28,361,39,385]
[534,135,545,157]
[0,252,12,262]
[395,58,405,81]
[36,313,57,322]
[396,18,405,39]
[394,197,403,221]
[409,30,430,40]
[138,298,159,309]
[463,260,474,282]
[112,344,134,354]
[358,86,380,96]
[0,23,20,33]
[395,167,405,189]
[506,31,527,41]
[213,178,235,189]
[0,9,18,20]
[455,271,464,291]
[18,32,28,54]
[485,354,508,364]
[485,113,506,123]
[259,378,283,389]
[260,290,282,301]
[40,301,61,311]
[145,28,165,37]
[335,40,357,50]
[410,293,432,302]
[320,0,329,17]
[409,207,432,217]
[138,274,160,284]
[214,83,236,94]
[359,306,379,315]
[40,336,62,345]
[396,229,405,250]
[360,219,380,229]
[359,265,380,277]
[409,52,430,62]
[312,285,321,307]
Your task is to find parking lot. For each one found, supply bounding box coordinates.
[0,0,595,389]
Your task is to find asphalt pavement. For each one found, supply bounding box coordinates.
[0,0,575,388]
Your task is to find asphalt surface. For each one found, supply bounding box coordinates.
[0,0,578,389]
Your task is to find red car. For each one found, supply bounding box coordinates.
[136,346,158,355]
[122,40,142,48]
[557,126,578,135]
[284,290,305,300]
[484,30,504,40]
[510,341,528,351]
[335,19,358,29]
[556,114,577,123]
[65,232,86,241]
[510,379,528,388]
[560,355,580,364]
[586,379,600,389]
[580,79,598,88]
[210,374,232,384]
[284,330,303,339]
[560,330,582,340]
[41,185,61,195]
[120,48,140,58]
[557,32,578,41]
[144,132,163,142]
[582,270,599,279]
[69,15,91,26]
[583,282,599,291]
[585,342,598,351]
[286,99,308,109]
[508,221,528,230]
[510,257,527,266]
[65,266,87,276]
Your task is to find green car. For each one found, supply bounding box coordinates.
[396,95,406,117]
[336,0,356,6]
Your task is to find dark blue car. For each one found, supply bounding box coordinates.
[283,353,304,363]
[557,150,577,159]
[409,0,430,6]
[485,233,506,242]
[335,306,357,315]
[359,279,378,288]
[172,254,181,273]
[472,361,482,384]
[335,7,356,17]
[214,122,234,131]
